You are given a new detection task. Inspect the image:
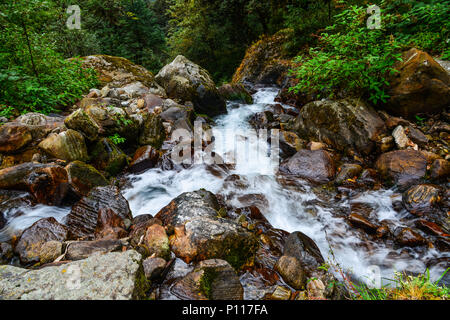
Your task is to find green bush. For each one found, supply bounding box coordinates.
[290,5,402,104]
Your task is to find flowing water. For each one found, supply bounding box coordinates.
[1,86,448,290]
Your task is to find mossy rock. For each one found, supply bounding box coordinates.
[90,138,128,177]
[65,161,109,196]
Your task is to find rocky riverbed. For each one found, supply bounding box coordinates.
[0,49,448,300]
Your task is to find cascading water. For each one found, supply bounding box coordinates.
[1,86,447,290]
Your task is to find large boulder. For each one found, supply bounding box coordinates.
[279,150,336,183]
[232,30,292,86]
[14,217,68,265]
[64,109,101,142]
[155,55,226,117]
[65,161,109,197]
[218,84,253,104]
[172,259,243,300]
[65,186,132,239]
[138,113,166,149]
[402,184,443,216]
[79,55,166,96]
[38,130,88,162]
[384,48,450,118]
[0,250,148,299]
[293,99,386,155]
[90,138,128,177]
[0,163,68,205]
[375,150,427,188]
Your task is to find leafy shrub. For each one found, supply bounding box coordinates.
[290,5,402,104]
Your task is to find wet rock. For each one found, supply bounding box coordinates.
[155,189,220,227]
[39,241,63,264]
[129,146,161,174]
[138,113,166,149]
[129,216,162,248]
[64,109,101,141]
[407,126,428,146]
[65,186,132,239]
[380,136,395,153]
[385,48,450,118]
[348,213,378,234]
[65,239,123,260]
[38,129,88,162]
[218,84,253,104]
[80,55,165,96]
[0,250,148,299]
[294,99,386,155]
[392,125,415,149]
[15,217,68,265]
[375,150,427,188]
[170,217,258,269]
[269,286,291,300]
[395,227,427,247]
[0,163,68,205]
[0,190,35,222]
[172,259,243,300]
[155,55,226,117]
[335,164,363,185]
[283,231,325,277]
[430,159,450,181]
[274,255,306,290]
[0,124,32,153]
[415,219,447,237]
[358,169,380,187]
[402,184,443,216]
[143,224,170,259]
[90,138,128,176]
[280,150,336,183]
[307,279,326,299]
[94,208,128,240]
[143,257,167,280]
[0,243,13,264]
[66,161,108,197]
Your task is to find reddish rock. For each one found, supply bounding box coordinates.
[65,161,108,197]
[129,215,162,247]
[65,239,123,260]
[402,184,443,216]
[280,150,336,183]
[375,150,427,188]
[415,219,448,237]
[385,48,450,119]
[430,159,450,181]
[94,208,128,240]
[335,164,363,185]
[0,124,32,153]
[143,224,170,259]
[395,228,426,247]
[348,213,378,234]
[14,217,68,264]
[129,146,161,174]
[0,163,68,205]
[274,255,306,290]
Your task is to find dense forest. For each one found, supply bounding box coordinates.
[1,0,448,116]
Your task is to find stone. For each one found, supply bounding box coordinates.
[0,124,32,153]
[218,84,253,104]
[0,243,13,264]
[94,208,128,240]
[129,146,161,174]
[142,257,167,280]
[375,150,427,188]
[38,129,88,162]
[64,108,101,141]
[430,159,450,181]
[170,217,258,269]
[143,224,170,259]
[129,216,162,248]
[283,231,325,277]
[172,259,243,300]
[335,164,363,185]
[307,279,326,299]
[402,184,443,216]
[143,93,164,110]
[385,48,450,118]
[155,55,226,117]
[65,239,123,260]
[0,250,148,299]
[66,161,109,197]
[160,104,194,122]
[395,228,426,247]
[39,241,63,264]
[0,163,68,205]
[348,213,378,234]
[294,99,386,155]
[65,186,132,239]
[269,286,291,300]
[14,113,64,139]
[392,125,415,149]
[407,126,428,146]
[280,150,335,183]
[0,190,35,226]
[138,113,166,149]
[90,138,128,176]
[14,217,68,265]
[308,141,327,151]
[155,189,220,227]
[274,255,306,290]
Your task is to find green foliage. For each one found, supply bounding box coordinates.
[290,5,402,104]
[109,133,126,145]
